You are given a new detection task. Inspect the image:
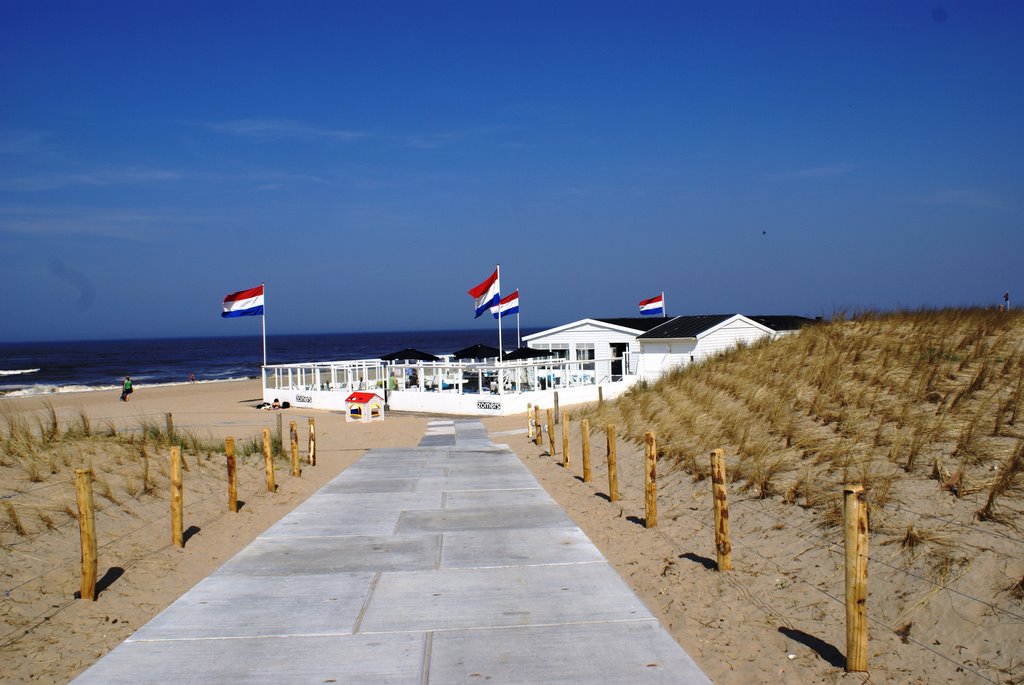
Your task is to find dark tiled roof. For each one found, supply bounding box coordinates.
[636,315,732,339]
[746,315,818,331]
[592,317,675,332]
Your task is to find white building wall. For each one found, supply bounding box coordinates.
[526,321,644,381]
[638,340,697,381]
[264,378,642,416]
[638,318,778,380]
[696,319,777,358]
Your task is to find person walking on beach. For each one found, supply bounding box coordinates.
[120,376,133,402]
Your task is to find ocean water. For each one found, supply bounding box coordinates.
[0,329,542,397]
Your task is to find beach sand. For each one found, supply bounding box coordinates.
[1,381,435,683]
[493,416,1024,684]
[1,381,1019,683]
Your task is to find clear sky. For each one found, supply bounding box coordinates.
[1,1,1021,343]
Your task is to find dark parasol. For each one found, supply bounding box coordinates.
[503,346,554,361]
[452,343,501,360]
[380,348,440,362]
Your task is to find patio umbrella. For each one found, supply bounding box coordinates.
[503,346,554,361]
[452,343,501,360]
[380,348,440,362]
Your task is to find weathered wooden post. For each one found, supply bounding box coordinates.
[561,411,570,468]
[276,413,284,452]
[547,408,556,457]
[527,403,534,440]
[171,446,184,547]
[598,386,604,406]
[710,448,732,571]
[308,417,316,466]
[225,437,238,513]
[290,420,300,477]
[844,484,869,673]
[534,407,544,446]
[553,391,560,423]
[74,469,97,600]
[644,432,657,528]
[606,424,619,502]
[165,412,174,438]
[262,427,276,492]
[581,418,592,482]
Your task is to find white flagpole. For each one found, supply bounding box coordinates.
[496,264,503,362]
[662,290,667,317]
[261,282,267,366]
[516,291,521,348]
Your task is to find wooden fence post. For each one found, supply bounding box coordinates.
[290,420,300,477]
[171,446,183,547]
[534,407,544,446]
[262,428,276,492]
[598,386,604,406]
[606,424,619,502]
[308,417,316,466]
[547,408,556,457]
[553,391,560,423]
[710,448,732,571]
[644,432,657,528]
[527,403,534,440]
[276,413,284,452]
[581,418,592,482]
[561,411,571,468]
[225,437,238,513]
[844,484,869,673]
[74,469,97,600]
[165,413,188,471]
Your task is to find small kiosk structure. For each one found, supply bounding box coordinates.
[345,392,385,423]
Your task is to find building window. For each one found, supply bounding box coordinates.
[576,343,596,372]
[536,343,569,359]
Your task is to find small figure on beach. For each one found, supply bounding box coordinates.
[272,398,281,410]
[120,376,133,402]
[189,372,196,383]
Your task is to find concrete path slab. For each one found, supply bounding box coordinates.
[72,419,712,684]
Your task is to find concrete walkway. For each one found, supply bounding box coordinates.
[73,420,711,684]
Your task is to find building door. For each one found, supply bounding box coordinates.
[610,343,628,380]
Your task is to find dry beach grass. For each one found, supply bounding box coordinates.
[513,307,1024,683]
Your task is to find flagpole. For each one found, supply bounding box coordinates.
[261,282,267,366]
[496,264,503,362]
[661,290,667,317]
[516,292,521,348]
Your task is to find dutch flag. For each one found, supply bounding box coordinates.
[492,290,519,319]
[468,268,500,318]
[222,285,265,318]
[639,293,665,316]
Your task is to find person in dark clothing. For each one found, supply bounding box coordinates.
[120,376,133,401]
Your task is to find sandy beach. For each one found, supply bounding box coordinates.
[0,381,438,683]
[2,380,1020,683]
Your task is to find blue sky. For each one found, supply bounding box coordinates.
[1,1,1021,342]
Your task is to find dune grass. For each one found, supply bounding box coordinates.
[0,406,280,539]
[580,307,1024,525]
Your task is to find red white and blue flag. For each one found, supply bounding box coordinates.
[492,290,519,319]
[222,285,265,318]
[639,293,665,316]
[468,269,500,318]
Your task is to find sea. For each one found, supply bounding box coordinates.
[0,329,542,397]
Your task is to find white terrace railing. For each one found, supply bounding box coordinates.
[262,356,606,396]
[260,356,637,416]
